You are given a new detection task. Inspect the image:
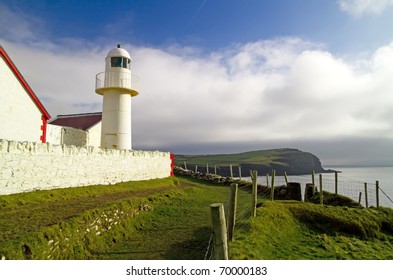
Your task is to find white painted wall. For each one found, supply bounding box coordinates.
[47,123,101,147]
[0,139,172,195]
[46,124,88,146]
[87,122,101,147]
[0,56,43,142]
[46,124,62,144]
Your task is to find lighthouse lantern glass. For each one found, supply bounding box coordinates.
[111,57,130,69]
[111,57,122,67]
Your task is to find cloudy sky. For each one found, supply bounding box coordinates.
[1,0,393,166]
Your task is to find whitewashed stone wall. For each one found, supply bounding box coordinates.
[0,139,172,195]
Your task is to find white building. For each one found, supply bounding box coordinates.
[47,112,102,147]
[0,45,51,143]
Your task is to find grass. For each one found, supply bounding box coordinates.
[1,175,392,260]
[91,178,233,259]
[0,177,183,259]
[0,176,246,259]
[230,201,393,260]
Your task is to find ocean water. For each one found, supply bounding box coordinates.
[252,166,393,208]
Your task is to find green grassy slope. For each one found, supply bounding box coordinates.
[1,176,392,260]
[230,201,393,260]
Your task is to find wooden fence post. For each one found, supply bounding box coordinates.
[195,165,198,173]
[250,170,258,217]
[319,174,323,205]
[358,192,362,204]
[184,161,188,170]
[270,170,276,201]
[335,171,338,195]
[210,203,228,260]
[238,165,242,180]
[214,165,217,175]
[284,171,288,185]
[364,183,369,208]
[266,173,270,188]
[227,184,238,242]
[312,170,315,187]
[376,180,380,208]
[206,163,209,174]
[229,164,233,179]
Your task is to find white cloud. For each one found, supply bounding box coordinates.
[2,0,393,156]
[3,36,393,151]
[338,0,393,17]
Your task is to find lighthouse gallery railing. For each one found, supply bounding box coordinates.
[95,72,139,93]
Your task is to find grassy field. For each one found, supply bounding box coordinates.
[0,176,250,259]
[1,176,392,260]
[230,201,393,259]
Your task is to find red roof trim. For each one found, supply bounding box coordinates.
[0,46,51,121]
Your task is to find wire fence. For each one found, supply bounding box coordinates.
[203,182,258,260]
[202,169,393,259]
[250,172,393,208]
[176,165,393,259]
[180,162,393,209]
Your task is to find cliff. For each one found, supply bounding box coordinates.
[175,148,331,176]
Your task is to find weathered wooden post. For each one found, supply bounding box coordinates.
[270,170,276,201]
[229,164,233,179]
[284,171,288,185]
[319,174,323,205]
[214,165,217,175]
[335,171,338,195]
[376,180,380,208]
[195,165,198,173]
[250,170,258,217]
[312,170,315,188]
[184,161,188,170]
[210,203,228,260]
[266,173,270,188]
[364,183,369,208]
[358,192,362,205]
[238,165,242,180]
[227,184,238,241]
[206,163,209,174]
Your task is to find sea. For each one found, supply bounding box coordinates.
[251,166,393,208]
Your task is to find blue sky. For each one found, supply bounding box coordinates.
[3,0,393,53]
[1,0,393,165]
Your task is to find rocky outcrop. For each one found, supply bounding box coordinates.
[175,148,333,177]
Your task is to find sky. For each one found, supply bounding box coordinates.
[1,0,393,166]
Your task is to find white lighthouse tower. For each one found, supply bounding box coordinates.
[95,45,139,150]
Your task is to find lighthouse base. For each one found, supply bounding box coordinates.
[100,90,132,150]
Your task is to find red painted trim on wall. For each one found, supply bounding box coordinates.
[40,115,47,143]
[0,46,51,143]
[170,153,175,176]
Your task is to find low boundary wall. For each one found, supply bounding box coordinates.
[0,139,173,195]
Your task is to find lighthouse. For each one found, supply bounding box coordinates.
[95,45,139,150]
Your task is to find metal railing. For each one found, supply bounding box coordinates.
[95,71,139,94]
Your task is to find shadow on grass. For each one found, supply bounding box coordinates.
[162,226,212,260]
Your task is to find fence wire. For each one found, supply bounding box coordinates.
[246,172,393,208]
[204,232,214,260]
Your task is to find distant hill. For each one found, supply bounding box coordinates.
[175,148,332,176]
